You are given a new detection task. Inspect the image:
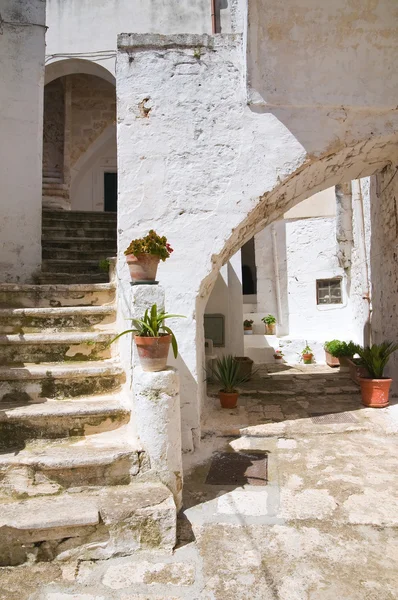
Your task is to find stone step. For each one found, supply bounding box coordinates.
[0,282,115,308]
[0,481,175,565]
[42,183,68,190]
[0,360,125,402]
[0,332,115,365]
[0,426,144,495]
[42,218,116,230]
[42,260,109,274]
[42,238,117,253]
[43,177,63,184]
[0,305,116,333]
[42,227,116,240]
[42,248,117,261]
[42,188,69,198]
[43,210,117,221]
[36,272,110,284]
[0,396,130,450]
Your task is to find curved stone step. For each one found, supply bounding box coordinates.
[36,272,110,284]
[0,305,116,333]
[42,259,108,274]
[42,210,117,221]
[0,360,125,402]
[42,248,117,261]
[42,238,117,253]
[42,218,116,230]
[0,332,115,365]
[0,396,130,450]
[0,481,175,565]
[0,282,115,308]
[0,427,144,493]
[42,227,116,240]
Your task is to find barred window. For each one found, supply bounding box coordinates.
[316,278,342,305]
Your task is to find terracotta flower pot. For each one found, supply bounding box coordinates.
[302,353,313,364]
[234,356,253,379]
[244,327,253,335]
[126,254,160,283]
[264,323,276,335]
[359,377,392,408]
[325,350,340,368]
[134,334,171,372]
[274,354,283,361]
[219,390,239,409]
[347,358,370,384]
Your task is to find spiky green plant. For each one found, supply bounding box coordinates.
[207,354,252,393]
[110,304,185,359]
[356,342,398,379]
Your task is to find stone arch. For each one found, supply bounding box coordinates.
[45,59,115,86]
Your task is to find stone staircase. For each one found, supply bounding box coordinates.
[42,169,69,211]
[38,210,117,284]
[0,258,176,565]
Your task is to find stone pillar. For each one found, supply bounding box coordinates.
[130,284,183,510]
[0,0,45,282]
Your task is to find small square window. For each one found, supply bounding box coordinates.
[316,278,342,305]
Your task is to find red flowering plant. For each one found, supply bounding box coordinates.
[124,230,174,261]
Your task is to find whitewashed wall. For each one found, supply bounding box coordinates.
[0,0,45,282]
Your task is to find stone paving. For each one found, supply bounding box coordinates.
[1,364,398,600]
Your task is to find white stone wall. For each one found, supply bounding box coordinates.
[0,0,45,282]
[370,166,398,394]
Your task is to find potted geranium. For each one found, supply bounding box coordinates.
[273,349,284,361]
[243,319,254,335]
[207,354,251,409]
[356,342,398,408]
[124,230,173,283]
[301,344,313,364]
[111,304,184,372]
[262,314,276,335]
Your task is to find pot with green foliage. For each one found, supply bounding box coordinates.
[356,342,398,408]
[243,319,254,335]
[262,314,276,335]
[111,304,184,372]
[207,354,251,408]
[124,230,173,283]
[301,344,313,364]
[324,340,358,370]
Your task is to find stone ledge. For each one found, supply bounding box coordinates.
[117,32,242,51]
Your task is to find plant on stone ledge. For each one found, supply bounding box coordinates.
[124,230,174,283]
[324,340,358,358]
[207,354,251,409]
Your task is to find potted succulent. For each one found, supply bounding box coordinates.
[324,340,358,370]
[124,230,173,283]
[273,349,284,361]
[234,356,254,379]
[111,304,184,372]
[356,342,398,408]
[243,319,254,335]
[207,354,251,409]
[301,344,313,364]
[262,314,276,335]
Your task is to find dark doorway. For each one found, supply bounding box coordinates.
[104,172,117,212]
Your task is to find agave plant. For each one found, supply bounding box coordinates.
[111,304,185,358]
[356,342,398,379]
[207,354,252,393]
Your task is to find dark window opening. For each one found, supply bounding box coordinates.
[104,172,117,212]
[241,237,257,295]
[316,278,342,305]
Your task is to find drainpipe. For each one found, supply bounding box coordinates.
[211,0,217,33]
[352,179,371,345]
[271,224,283,333]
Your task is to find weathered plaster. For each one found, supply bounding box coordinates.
[0,0,45,282]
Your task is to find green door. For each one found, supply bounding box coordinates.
[104,172,117,212]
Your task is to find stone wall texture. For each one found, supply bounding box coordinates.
[371,166,398,393]
[43,78,65,175]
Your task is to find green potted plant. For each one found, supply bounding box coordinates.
[301,343,313,364]
[111,304,184,372]
[356,342,398,408]
[207,354,251,408]
[262,314,276,335]
[273,349,284,361]
[124,230,173,283]
[243,319,254,335]
[324,340,358,370]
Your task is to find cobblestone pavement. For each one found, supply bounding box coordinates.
[2,364,398,600]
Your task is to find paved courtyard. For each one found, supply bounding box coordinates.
[1,364,398,600]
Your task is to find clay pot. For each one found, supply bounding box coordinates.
[135,334,171,372]
[264,323,276,335]
[126,254,160,283]
[347,358,370,384]
[325,350,340,368]
[302,353,313,364]
[219,390,239,409]
[359,377,392,408]
[234,356,253,379]
[274,354,283,361]
[244,327,253,336]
